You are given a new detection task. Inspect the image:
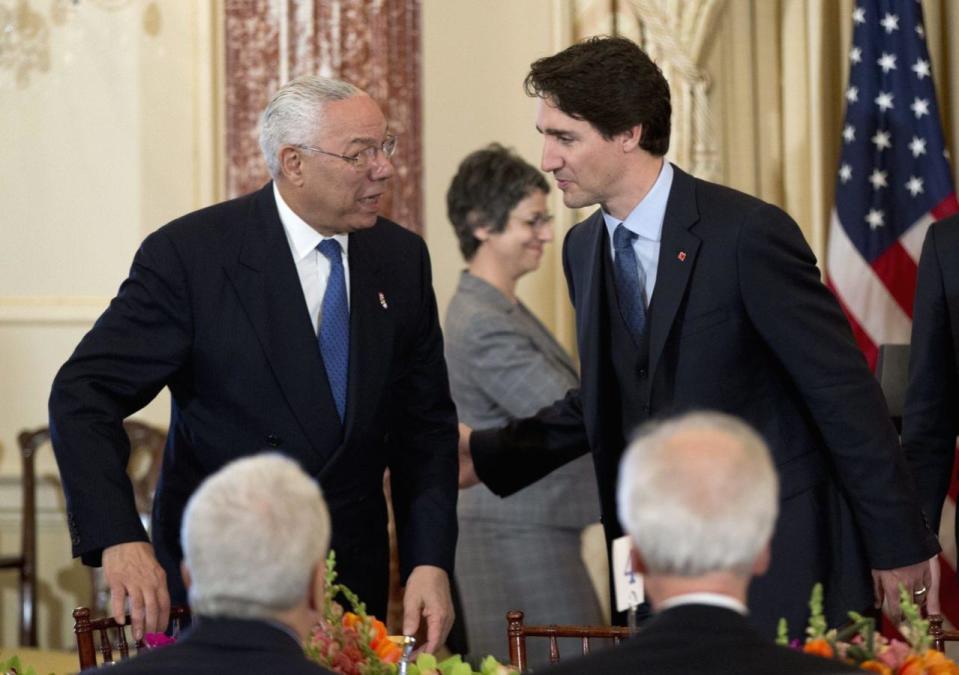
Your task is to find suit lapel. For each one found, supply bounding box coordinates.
[224,185,342,460]
[647,166,702,389]
[573,210,607,450]
[340,225,394,446]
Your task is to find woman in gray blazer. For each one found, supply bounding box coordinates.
[444,144,602,666]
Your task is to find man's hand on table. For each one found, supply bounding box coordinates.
[871,554,938,623]
[402,565,453,653]
[102,541,170,641]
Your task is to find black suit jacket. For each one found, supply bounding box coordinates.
[541,604,860,674]
[91,616,333,674]
[472,166,939,632]
[903,216,959,546]
[50,184,458,615]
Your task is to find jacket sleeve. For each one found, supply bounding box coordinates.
[737,203,939,569]
[902,224,959,533]
[387,238,459,580]
[49,229,192,566]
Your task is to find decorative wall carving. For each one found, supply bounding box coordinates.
[0,0,155,88]
[224,0,423,233]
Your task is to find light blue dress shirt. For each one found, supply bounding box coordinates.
[602,161,674,306]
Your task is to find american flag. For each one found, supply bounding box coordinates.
[825,0,958,629]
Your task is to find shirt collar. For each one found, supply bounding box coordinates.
[656,591,748,615]
[273,182,350,260]
[602,160,674,242]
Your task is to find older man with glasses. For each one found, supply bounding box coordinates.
[50,76,458,652]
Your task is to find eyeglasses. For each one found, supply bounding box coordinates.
[518,213,554,230]
[295,135,397,171]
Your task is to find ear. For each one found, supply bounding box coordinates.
[619,124,643,153]
[473,225,493,243]
[751,544,771,576]
[308,559,326,612]
[630,544,648,575]
[278,146,307,187]
[180,561,192,591]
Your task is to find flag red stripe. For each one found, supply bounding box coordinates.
[932,193,959,220]
[870,242,918,319]
[937,555,959,627]
[827,279,879,371]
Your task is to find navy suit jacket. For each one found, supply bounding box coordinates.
[903,216,959,546]
[50,184,459,615]
[541,604,860,675]
[472,166,938,633]
[92,616,333,674]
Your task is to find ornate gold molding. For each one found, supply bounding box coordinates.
[0,0,159,88]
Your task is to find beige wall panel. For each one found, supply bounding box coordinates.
[421,0,568,339]
[0,0,216,648]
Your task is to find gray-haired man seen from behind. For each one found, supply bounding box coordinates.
[544,412,858,675]
[100,454,334,674]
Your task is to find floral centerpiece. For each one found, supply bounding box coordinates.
[307,551,518,675]
[777,583,959,674]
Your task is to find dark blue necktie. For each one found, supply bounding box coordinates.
[317,239,349,422]
[612,224,648,340]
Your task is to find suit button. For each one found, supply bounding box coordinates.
[643,405,651,415]
[265,434,282,448]
[638,368,647,377]
[71,534,80,546]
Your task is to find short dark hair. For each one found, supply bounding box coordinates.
[524,35,671,156]
[446,144,549,261]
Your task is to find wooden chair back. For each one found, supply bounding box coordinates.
[929,614,959,652]
[73,605,190,669]
[506,609,634,670]
[0,427,46,646]
[4,420,167,645]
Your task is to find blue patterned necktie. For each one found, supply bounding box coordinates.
[612,224,648,340]
[317,239,349,422]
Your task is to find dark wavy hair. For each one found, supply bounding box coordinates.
[524,35,671,156]
[446,144,549,261]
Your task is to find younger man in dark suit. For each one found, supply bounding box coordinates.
[544,412,858,675]
[100,454,334,674]
[903,216,959,580]
[458,35,938,635]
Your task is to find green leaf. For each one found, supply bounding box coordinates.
[775,617,789,646]
[415,653,438,670]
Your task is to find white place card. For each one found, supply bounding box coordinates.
[612,535,644,612]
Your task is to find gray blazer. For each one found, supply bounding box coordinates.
[445,272,599,527]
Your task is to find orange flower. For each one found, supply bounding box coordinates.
[804,638,834,659]
[859,659,892,674]
[342,612,361,630]
[919,649,959,675]
[374,637,402,663]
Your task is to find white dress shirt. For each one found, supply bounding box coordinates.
[602,160,674,306]
[656,591,748,615]
[273,182,351,334]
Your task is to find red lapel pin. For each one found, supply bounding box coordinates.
[677,251,687,262]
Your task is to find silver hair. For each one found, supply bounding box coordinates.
[617,411,779,577]
[259,75,361,178]
[181,453,331,619]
